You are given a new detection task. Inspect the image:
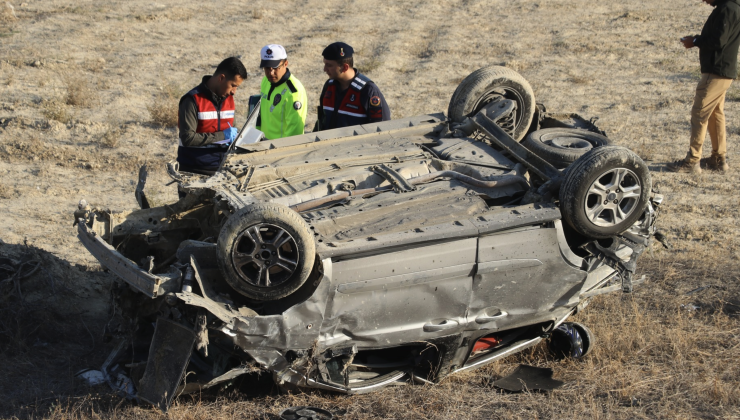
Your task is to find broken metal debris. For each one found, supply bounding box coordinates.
[654,231,671,249]
[135,164,150,210]
[74,369,106,386]
[111,372,136,398]
[686,285,711,295]
[494,365,564,393]
[137,318,196,412]
[279,406,333,420]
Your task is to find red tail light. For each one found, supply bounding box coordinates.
[472,336,502,354]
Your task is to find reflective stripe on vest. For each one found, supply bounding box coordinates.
[192,91,235,133]
[258,73,309,140]
[321,77,368,119]
[197,110,235,121]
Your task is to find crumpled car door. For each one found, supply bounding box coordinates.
[321,238,476,349]
[471,225,586,332]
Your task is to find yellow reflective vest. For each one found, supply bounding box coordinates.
[256,72,308,140]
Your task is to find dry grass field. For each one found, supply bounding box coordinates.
[1,0,740,418]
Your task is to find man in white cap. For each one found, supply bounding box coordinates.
[256,44,308,139]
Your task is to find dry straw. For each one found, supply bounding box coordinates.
[148,82,183,128]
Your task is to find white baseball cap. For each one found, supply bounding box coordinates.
[260,44,287,68]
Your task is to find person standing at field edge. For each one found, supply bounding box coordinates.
[316,42,390,131]
[668,0,740,174]
[177,57,247,175]
[256,44,308,139]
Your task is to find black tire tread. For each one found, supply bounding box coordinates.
[570,322,595,358]
[559,146,651,239]
[522,128,612,169]
[448,66,535,141]
[217,203,316,301]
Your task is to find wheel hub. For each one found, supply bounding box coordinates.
[474,90,524,136]
[230,223,299,288]
[583,168,642,227]
[549,136,593,150]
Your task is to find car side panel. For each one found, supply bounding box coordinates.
[321,239,476,348]
[471,226,586,331]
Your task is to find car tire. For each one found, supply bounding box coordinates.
[522,128,613,169]
[559,146,651,239]
[549,322,586,359]
[448,65,536,141]
[548,322,593,359]
[570,322,595,358]
[217,203,316,301]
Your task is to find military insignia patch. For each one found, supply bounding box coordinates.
[293,101,302,110]
[370,96,381,107]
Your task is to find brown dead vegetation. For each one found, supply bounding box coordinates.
[147,82,183,128]
[98,117,125,149]
[62,72,96,108]
[0,133,167,172]
[41,98,74,124]
[0,2,16,23]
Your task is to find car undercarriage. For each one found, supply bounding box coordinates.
[74,66,662,411]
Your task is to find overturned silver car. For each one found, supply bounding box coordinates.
[75,66,661,411]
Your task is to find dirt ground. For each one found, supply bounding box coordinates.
[1,0,740,418]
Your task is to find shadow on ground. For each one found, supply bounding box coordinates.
[0,240,115,417]
[0,240,287,418]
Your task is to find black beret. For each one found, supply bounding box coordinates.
[322,42,353,61]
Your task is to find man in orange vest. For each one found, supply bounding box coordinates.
[317,42,390,131]
[177,57,247,174]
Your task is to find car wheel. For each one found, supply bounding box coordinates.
[522,128,613,169]
[559,146,651,239]
[448,65,536,141]
[217,203,316,301]
[570,322,595,358]
[549,322,586,359]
